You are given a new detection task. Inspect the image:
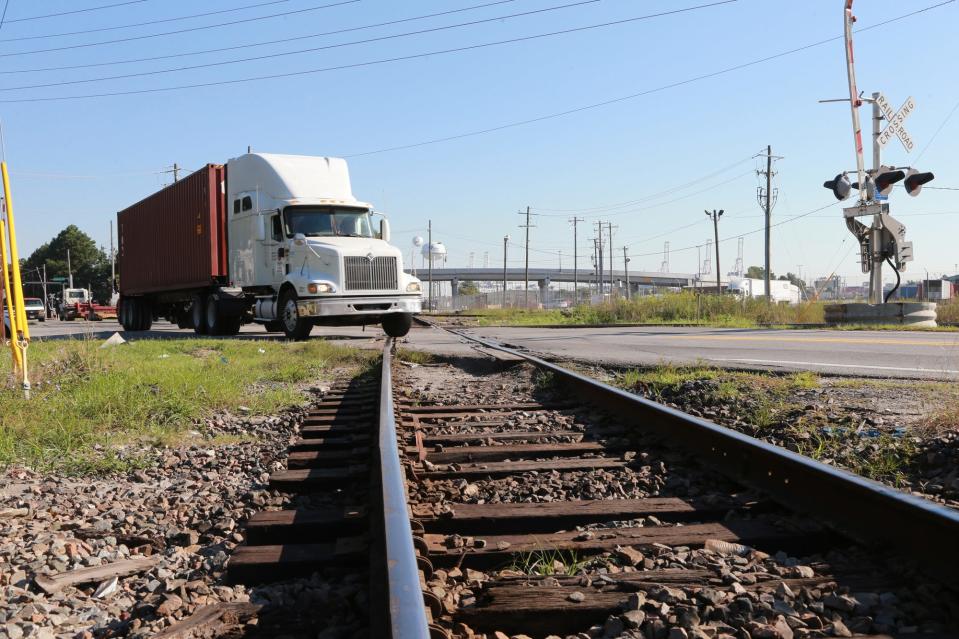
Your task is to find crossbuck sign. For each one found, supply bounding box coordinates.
[876,93,915,152]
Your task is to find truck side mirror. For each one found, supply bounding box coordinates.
[379,218,391,243]
[293,232,307,246]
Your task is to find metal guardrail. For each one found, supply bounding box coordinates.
[379,338,431,639]
[448,329,959,584]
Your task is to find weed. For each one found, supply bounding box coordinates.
[396,349,436,365]
[509,548,588,576]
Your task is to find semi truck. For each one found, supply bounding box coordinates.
[117,153,422,339]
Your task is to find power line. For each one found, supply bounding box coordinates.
[627,201,839,259]
[344,0,954,157]
[0,0,520,75]
[914,95,959,162]
[5,1,150,24]
[532,156,754,214]
[0,0,9,34]
[0,1,290,42]
[0,0,360,58]
[0,1,736,103]
[0,0,602,92]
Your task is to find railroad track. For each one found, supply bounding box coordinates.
[208,333,959,638]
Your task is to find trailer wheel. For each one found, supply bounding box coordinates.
[279,289,312,341]
[191,294,208,335]
[264,320,284,333]
[382,312,413,338]
[137,299,153,331]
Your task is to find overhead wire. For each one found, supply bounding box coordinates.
[0,1,736,102]
[0,0,360,58]
[0,0,521,75]
[0,1,293,42]
[5,1,151,24]
[0,0,9,34]
[0,0,604,92]
[344,0,955,157]
[531,156,754,214]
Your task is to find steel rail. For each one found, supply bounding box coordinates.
[446,327,959,584]
[378,337,431,639]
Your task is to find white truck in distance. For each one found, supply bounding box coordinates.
[117,153,422,339]
[727,277,801,304]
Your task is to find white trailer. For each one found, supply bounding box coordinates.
[727,277,801,304]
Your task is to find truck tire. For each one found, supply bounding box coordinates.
[204,295,241,336]
[138,299,153,331]
[176,312,192,330]
[382,313,413,337]
[279,289,312,341]
[119,298,133,331]
[191,294,208,335]
[264,320,284,333]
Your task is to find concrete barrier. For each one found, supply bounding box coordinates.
[824,302,938,328]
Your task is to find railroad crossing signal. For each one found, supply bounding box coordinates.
[875,93,915,152]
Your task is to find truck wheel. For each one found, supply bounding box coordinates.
[137,299,153,331]
[119,298,131,330]
[204,295,240,336]
[382,313,413,338]
[191,294,208,335]
[176,312,192,330]
[279,289,312,341]
[264,320,284,333]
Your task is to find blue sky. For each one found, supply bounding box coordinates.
[1,0,956,285]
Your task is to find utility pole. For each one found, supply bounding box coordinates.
[607,222,617,296]
[705,209,724,293]
[173,163,180,182]
[502,235,509,308]
[569,217,583,303]
[41,263,48,318]
[592,239,598,296]
[427,220,432,312]
[518,207,534,308]
[594,222,605,296]
[67,248,73,288]
[756,145,781,300]
[622,247,631,300]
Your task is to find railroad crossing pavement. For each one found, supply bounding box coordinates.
[22,319,959,380]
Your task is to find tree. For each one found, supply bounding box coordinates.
[745,265,770,279]
[21,225,112,303]
[458,280,480,296]
[780,272,806,292]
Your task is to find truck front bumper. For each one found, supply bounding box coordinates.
[297,294,422,318]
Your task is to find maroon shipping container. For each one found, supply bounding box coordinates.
[117,165,227,296]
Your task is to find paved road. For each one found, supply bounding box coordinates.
[23,319,959,380]
[446,325,959,380]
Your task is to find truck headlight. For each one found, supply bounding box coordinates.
[406,282,422,293]
[308,282,335,294]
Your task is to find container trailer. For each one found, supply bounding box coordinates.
[117,153,422,339]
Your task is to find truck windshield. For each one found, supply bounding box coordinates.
[284,207,374,238]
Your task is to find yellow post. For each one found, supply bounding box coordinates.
[0,197,23,373]
[2,162,28,340]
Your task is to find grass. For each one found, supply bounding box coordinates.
[0,337,373,474]
[454,291,959,330]
[395,348,436,365]
[470,292,825,328]
[509,548,589,576]
[616,363,820,402]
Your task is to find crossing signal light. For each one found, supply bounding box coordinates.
[903,169,934,196]
[873,167,905,196]
[823,173,852,200]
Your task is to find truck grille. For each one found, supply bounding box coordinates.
[344,256,398,291]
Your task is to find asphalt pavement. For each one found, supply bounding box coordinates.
[22,319,959,380]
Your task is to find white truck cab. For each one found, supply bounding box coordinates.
[226,153,421,339]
